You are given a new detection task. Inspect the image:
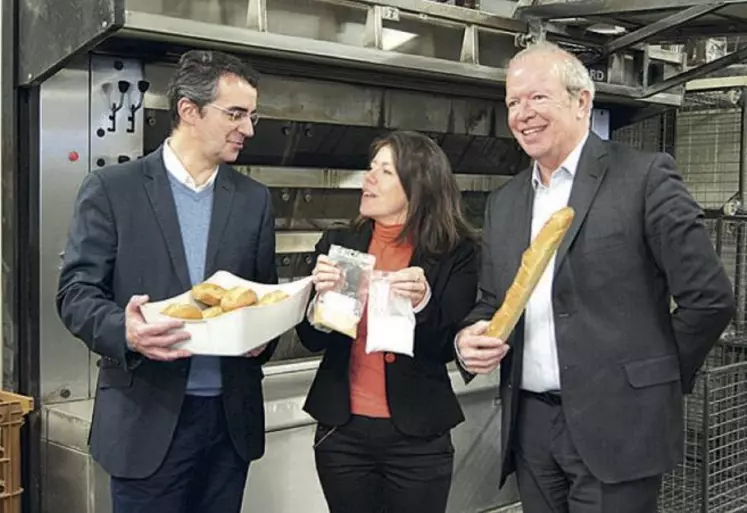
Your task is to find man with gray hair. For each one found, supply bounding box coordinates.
[57,50,277,513]
[456,41,735,512]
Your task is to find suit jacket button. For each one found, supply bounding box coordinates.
[384,353,396,364]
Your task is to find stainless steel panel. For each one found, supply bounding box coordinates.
[18,0,690,106]
[39,61,95,404]
[90,55,146,168]
[18,0,121,86]
[383,89,509,136]
[276,232,323,254]
[144,62,511,134]
[93,460,112,513]
[243,425,329,511]
[123,0,528,36]
[45,399,94,452]
[327,0,524,34]
[118,10,683,107]
[238,166,512,191]
[42,442,91,513]
[40,56,145,404]
[87,55,146,394]
[478,28,526,70]
[119,9,506,83]
[42,366,518,513]
[0,0,13,388]
[480,0,520,18]
[144,64,383,127]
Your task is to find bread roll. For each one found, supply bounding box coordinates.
[312,305,358,339]
[485,206,575,340]
[220,287,258,312]
[191,283,227,307]
[202,306,224,319]
[161,303,203,320]
[257,290,290,306]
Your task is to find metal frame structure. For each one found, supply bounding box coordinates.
[515,0,747,98]
[0,0,14,390]
[16,0,685,109]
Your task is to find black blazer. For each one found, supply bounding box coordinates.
[56,147,278,479]
[296,221,478,437]
[461,133,735,486]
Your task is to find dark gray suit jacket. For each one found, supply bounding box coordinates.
[56,146,278,479]
[462,133,735,486]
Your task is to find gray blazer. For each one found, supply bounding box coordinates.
[462,133,735,486]
[56,146,278,478]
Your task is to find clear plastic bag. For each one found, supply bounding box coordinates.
[311,245,376,338]
[365,270,416,356]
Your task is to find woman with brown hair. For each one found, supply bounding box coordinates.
[296,130,479,513]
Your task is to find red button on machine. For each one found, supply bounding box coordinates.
[384,353,396,364]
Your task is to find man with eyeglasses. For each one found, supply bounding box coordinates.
[56,49,277,513]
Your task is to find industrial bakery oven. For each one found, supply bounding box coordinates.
[8,0,687,512]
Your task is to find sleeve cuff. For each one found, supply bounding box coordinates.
[454,333,467,368]
[413,282,432,314]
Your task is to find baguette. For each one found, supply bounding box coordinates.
[485,206,575,340]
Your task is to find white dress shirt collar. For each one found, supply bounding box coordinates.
[531,132,589,190]
[162,139,219,193]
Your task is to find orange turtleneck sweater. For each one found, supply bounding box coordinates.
[349,222,414,418]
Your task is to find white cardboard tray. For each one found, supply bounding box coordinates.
[140,271,313,356]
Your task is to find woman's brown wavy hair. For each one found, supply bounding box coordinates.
[355,130,476,255]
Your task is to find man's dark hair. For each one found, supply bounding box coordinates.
[167,50,260,129]
[356,130,476,255]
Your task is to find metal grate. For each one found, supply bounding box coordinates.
[612,89,747,513]
[659,354,747,513]
[676,90,742,211]
[612,115,666,153]
[710,217,747,340]
[660,215,747,513]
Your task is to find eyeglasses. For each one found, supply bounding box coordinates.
[207,103,260,126]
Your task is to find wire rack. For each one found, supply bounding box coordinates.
[659,348,747,513]
[677,91,742,212]
[612,89,747,513]
[659,214,747,513]
[707,217,747,341]
[612,114,668,153]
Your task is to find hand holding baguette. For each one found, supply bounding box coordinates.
[457,207,575,374]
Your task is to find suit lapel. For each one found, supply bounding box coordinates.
[142,148,192,291]
[506,171,534,382]
[553,134,609,276]
[514,171,535,260]
[204,167,236,277]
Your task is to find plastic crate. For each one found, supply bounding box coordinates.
[0,391,33,513]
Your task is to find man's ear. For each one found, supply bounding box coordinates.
[577,89,592,119]
[176,97,201,127]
